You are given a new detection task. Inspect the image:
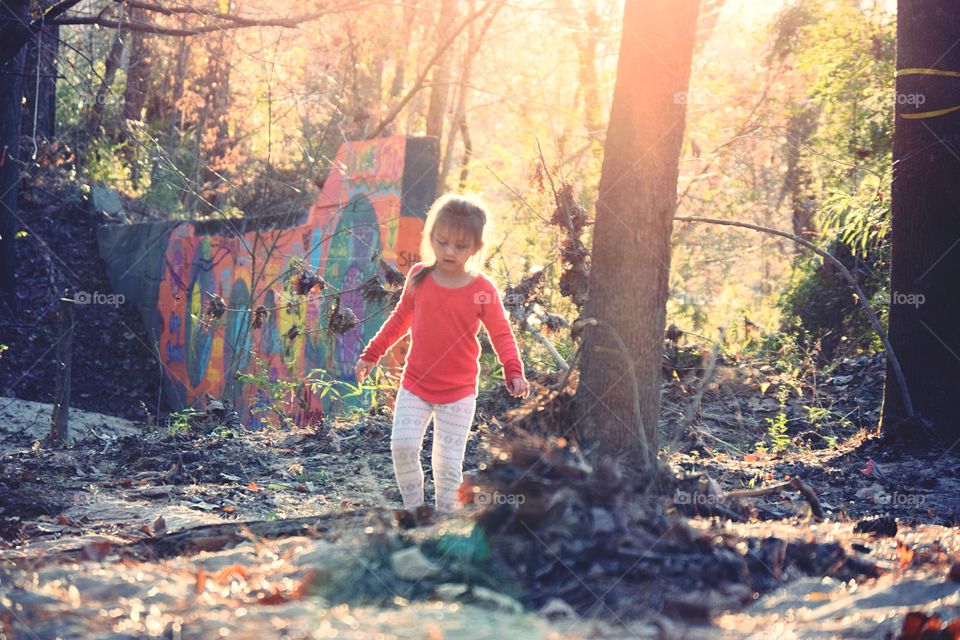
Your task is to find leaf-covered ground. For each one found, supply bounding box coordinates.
[3,357,960,639]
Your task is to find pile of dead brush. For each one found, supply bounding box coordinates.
[463,426,887,622]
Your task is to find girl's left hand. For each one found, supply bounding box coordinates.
[508,377,530,398]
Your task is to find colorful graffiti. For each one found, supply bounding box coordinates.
[98,136,438,425]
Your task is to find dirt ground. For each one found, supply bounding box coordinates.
[3,359,960,639]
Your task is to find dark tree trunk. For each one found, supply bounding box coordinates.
[0,0,30,314]
[881,0,960,440]
[571,0,699,463]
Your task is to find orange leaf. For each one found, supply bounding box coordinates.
[257,590,290,605]
[57,515,79,527]
[291,569,323,599]
[82,540,112,561]
[221,505,236,513]
[900,611,941,640]
[897,541,915,568]
[248,482,259,492]
[213,564,248,584]
[194,569,207,594]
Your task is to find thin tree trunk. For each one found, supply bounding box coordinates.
[425,0,456,140]
[458,116,472,187]
[123,6,151,125]
[571,0,699,463]
[390,2,419,98]
[87,34,125,137]
[0,0,30,314]
[21,21,58,143]
[438,0,504,193]
[881,0,960,439]
[48,297,74,445]
[781,104,820,242]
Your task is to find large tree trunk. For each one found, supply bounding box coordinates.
[881,0,960,440]
[571,0,699,463]
[0,0,30,314]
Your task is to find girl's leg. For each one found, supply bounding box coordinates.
[431,394,477,514]
[390,387,435,510]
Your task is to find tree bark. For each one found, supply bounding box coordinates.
[571,0,699,463]
[0,0,30,314]
[881,0,960,440]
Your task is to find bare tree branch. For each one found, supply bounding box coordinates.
[675,215,916,420]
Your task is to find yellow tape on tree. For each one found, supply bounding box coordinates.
[895,67,960,119]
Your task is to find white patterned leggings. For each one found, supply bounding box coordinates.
[390,386,477,514]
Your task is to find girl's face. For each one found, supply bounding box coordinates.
[431,224,480,275]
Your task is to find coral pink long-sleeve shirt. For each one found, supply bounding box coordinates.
[360,262,524,404]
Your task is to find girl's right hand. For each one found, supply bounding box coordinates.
[355,358,376,384]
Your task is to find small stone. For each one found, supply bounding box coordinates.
[591,507,616,535]
[390,546,440,581]
[138,486,174,499]
[433,583,524,614]
[539,597,575,620]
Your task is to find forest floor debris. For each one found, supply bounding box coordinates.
[2,361,960,638]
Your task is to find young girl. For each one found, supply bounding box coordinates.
[354,194,529,515]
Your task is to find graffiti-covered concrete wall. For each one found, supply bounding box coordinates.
[98,136,437,425]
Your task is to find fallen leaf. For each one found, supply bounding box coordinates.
[897,541,914,568]
[213,564,248,584]
[949,562,960,582]
[257,590,290,605]
[194,569,207,594]
[248,482,259,492]
[82,540,112,561]
[153,516,166,534]
[138,524,153,537]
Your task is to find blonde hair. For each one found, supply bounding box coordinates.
[410,193,491,287]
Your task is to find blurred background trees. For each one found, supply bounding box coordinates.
[4,0,900,373]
